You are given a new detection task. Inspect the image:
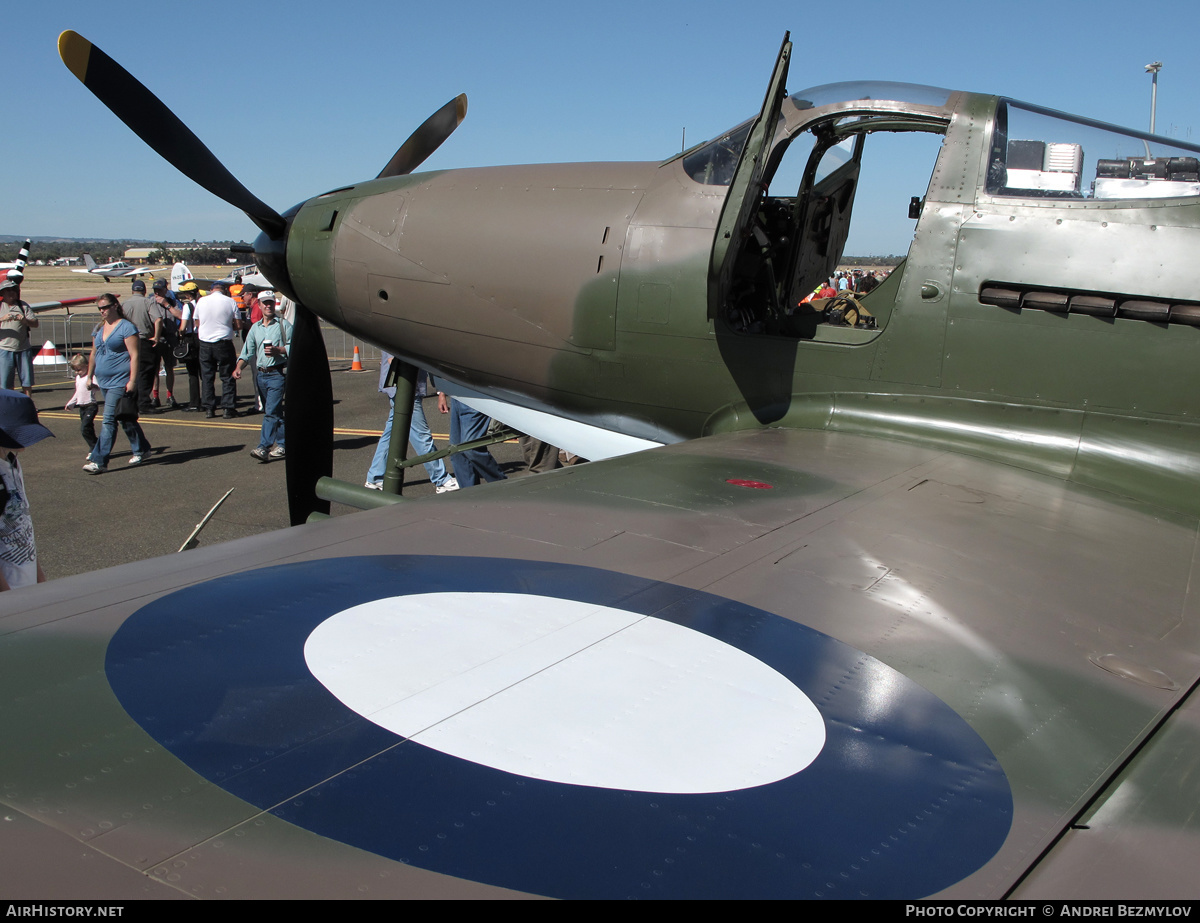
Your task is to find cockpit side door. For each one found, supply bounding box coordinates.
[708,33,792,321]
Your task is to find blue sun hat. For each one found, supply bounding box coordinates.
[0,390,55,450]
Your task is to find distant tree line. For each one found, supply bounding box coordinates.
[842,255,904,267]
[0,239,249,265]
[148,243,242,265]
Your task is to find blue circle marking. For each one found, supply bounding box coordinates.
[106,556,1012,899]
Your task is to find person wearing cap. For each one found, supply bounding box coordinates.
[0,279,38,398]
[122,279,163,414]
[150,283,182,408]
[151,277,177,305]
[240,287,264,412]
[230,280,251,346]
[150,281,181,410]
[0,389,54,590]
[174,281,203,411]
[195,279,241,418]
[233,291,291,461]
[244,287,263,326]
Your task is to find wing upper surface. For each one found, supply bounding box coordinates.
[1,427,1197,898]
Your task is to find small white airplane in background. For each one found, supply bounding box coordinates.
[71,252,168,282]
[218,261,272,288]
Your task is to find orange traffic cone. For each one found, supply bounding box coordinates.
[350,345,364,372]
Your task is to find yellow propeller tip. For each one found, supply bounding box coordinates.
[58,31,91,84]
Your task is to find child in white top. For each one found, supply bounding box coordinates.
[64,354,101,457]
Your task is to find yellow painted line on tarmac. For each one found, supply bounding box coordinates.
[40,410,273,434]
[39,410,462,441]
[38,410,400,439]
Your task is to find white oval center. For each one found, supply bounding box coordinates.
[304,592,825,794]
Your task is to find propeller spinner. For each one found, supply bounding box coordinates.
[57,30,467,525]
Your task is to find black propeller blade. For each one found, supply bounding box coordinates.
[58,30,286,240]
[377,94,468,178]
[284,303,333,526]
[60,30,467,526]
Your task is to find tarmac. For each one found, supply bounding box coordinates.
[18,356,531,583]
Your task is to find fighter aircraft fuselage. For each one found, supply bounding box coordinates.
[281,81,1200,519]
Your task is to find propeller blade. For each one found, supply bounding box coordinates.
[6,239,30,283]
[58,30,287,240]
[377,94,468,179]
[284,302,333,526]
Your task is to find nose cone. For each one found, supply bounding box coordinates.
[252,202,303,301]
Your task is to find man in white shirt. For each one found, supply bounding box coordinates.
[194,280,240,418]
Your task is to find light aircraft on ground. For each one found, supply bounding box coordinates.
[218,262,264,285]
[186,262,274,293]
[3,30,1198,899]
[71,252,169,282]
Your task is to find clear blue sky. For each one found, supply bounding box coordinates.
[7,0,1196,254]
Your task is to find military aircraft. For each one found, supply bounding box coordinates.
[71,252,169,282]
[1,29,1197,900]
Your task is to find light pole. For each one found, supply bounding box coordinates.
[1145,62,1162,134]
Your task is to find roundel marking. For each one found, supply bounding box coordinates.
[106,555,1013,900]
[304,592,826,793]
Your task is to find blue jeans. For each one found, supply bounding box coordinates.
[91,386,150,468]
[368,396,450,486]
[449,400,506,487]
[256,368,285,450]
[0,348,33,389]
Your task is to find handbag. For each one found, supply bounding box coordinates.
[113,392,139,422]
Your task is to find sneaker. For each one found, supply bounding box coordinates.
[250,447,269,462]
[268,446,285,460]
[364,480,383,490]
[435,477,460,494]
[127,455,143,466]
[82,462,105,475]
